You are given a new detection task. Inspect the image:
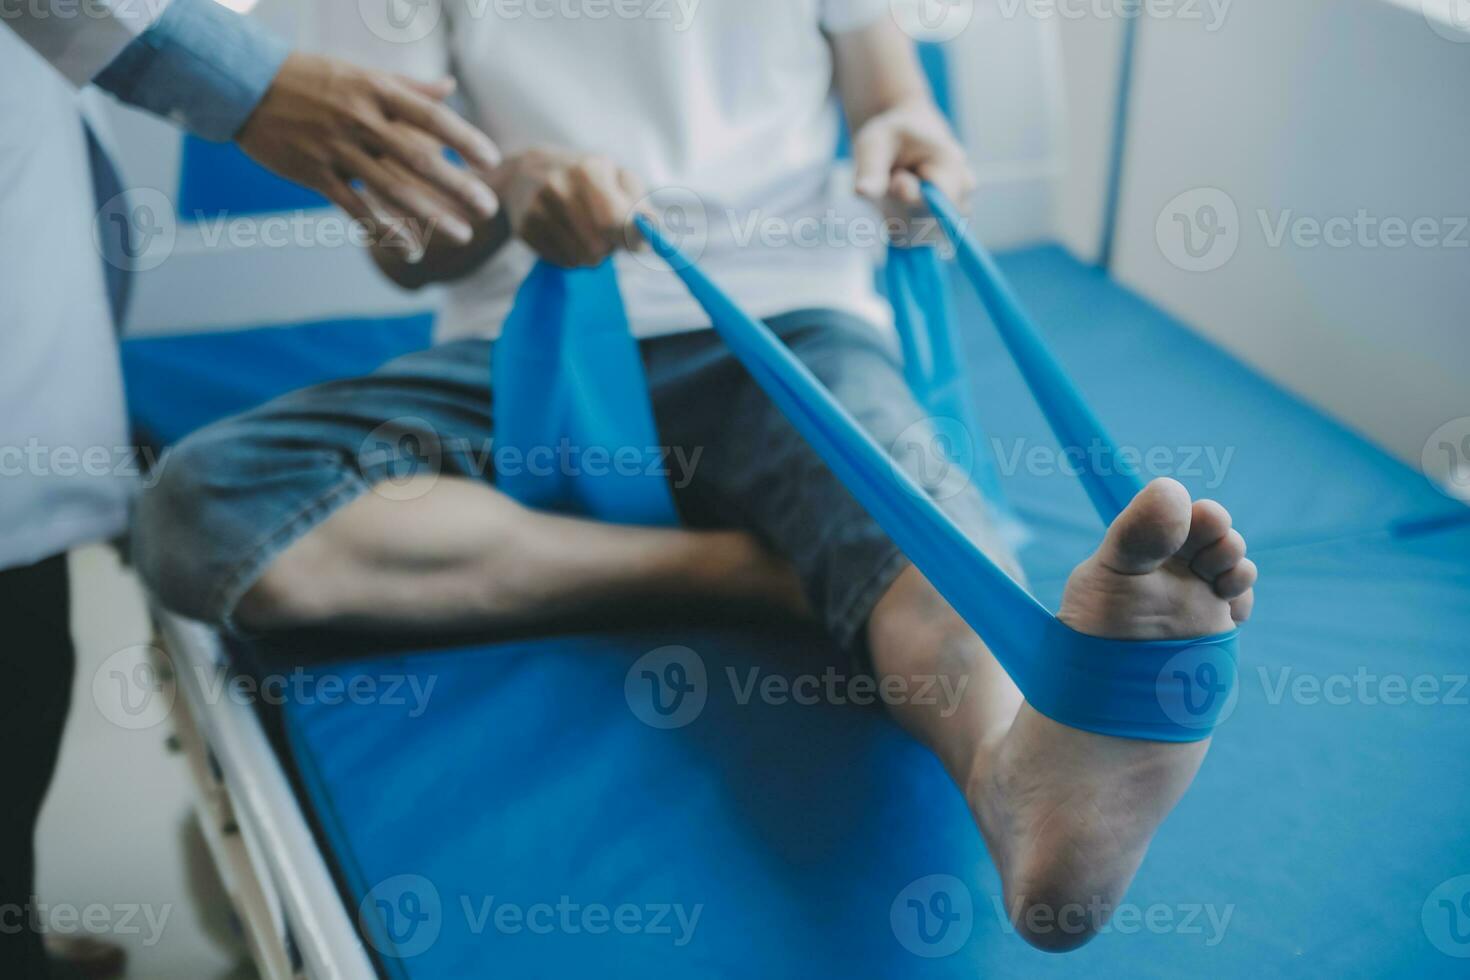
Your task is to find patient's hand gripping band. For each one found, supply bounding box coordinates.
[495,187,1238,741]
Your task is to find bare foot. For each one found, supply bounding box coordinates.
[970,478,1255,951]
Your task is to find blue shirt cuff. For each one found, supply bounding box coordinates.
[94,0,290,142]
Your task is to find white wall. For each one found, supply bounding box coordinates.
[1054,0,1470,465]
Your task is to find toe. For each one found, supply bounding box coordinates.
[1214,557,1257,600]
[1098,478,1193,574]
[1190,528,1247,581]
[1230,589,1255,623]
[1177,499,1232,563]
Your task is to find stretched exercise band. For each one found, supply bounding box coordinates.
[493,258,680,527]
[494,188,1238,741]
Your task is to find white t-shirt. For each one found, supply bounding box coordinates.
[315,0,894,340]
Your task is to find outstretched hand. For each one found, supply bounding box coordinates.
[236,53,502,247]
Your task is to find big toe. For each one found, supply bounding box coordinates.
[1097,478,1194,574]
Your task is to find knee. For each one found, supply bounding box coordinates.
[133,437,223,620]
[134,431,337,629]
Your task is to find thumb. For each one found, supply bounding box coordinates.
[852,121,899,202]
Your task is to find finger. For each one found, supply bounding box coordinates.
[852,123,900,201]
[379,80,503,175]
[318,175,379,232]
[915,156,976,209]
[372,156,465,253]
[571,159,634,247]
[535,171,606,265]
[616,169,649,250]
[323,173,422,260]
[378,121,499,222]
[333,142,473,244]
[398,75,457,100]
[1229,589,1254,624]
[521,207,590,268]
[889,170,924,208]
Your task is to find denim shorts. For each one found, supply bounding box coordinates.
[134,308,1012,654]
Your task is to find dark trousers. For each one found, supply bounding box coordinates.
[0,554,75,979]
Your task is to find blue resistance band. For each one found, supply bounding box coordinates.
[494,189,1238,741]
[885,242,1028,547]
[493,260,680,527]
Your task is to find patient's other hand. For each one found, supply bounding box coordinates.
[237,53,503,247]
[852,98,975,220]
[490,149,647,268]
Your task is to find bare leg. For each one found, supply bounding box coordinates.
[236,475,805,632]
[866,478,1256,952]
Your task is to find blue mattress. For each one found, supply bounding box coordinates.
[122,246,1470,976]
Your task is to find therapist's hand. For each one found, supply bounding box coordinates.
[490,148,647,267]
[852,98,975,215]
[236,53,503,245]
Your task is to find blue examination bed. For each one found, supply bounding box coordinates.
[123,245,1470,977]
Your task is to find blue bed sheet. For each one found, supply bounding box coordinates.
[120,245,1470,976]
[950,249,1468,589]
[278,525,1470,978]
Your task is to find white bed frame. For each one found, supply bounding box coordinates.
[153,608,376,979]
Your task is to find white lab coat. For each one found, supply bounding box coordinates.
[0,29,132,571]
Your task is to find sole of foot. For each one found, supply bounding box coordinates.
[971,477,1255,952]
